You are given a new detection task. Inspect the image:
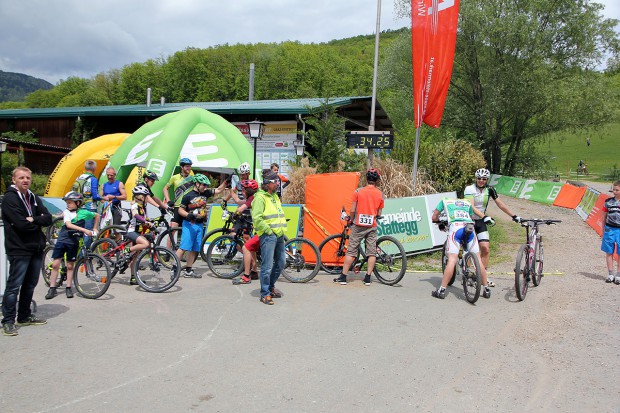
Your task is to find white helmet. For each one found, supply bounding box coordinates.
[238,162,251,175]
[132,185,150,196]
[475,168,491,179]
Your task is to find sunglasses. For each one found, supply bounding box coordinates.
[477,178,488,181]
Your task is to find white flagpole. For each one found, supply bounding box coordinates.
[368,0,382,169]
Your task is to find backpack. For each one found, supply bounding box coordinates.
[72,173,95,198]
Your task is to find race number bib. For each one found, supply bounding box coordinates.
[357,214,374,226]
[453,210,469,220]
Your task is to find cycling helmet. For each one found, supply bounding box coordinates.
[193,174,211,185]
[143,170,159,181]
[62,191,83,203]
[132,185,150,196]
[475,168,491,179]
[366,168,381,182]
[179,157,192,166]
[238,162,251,175]
[241,179,259,190]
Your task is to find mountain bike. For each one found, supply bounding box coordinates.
[45,215,64,245]
[199,203,241,262]
[317,217,407,286]
[205,226,321,283]
[514,218,561,301]
[41,234,112,299]
[436,220,482,304]
[91,223,181,293]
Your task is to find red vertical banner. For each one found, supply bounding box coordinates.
[412,0,460,128]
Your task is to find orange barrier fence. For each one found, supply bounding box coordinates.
[553,183,587,209]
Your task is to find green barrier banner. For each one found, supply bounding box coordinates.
[491,175,526,198]
[516,180,562,204]
[204,204,302,242]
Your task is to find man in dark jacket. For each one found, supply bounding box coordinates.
[1,166,52,336]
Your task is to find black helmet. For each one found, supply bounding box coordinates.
[366,168,380,182]
[143,170,159,181]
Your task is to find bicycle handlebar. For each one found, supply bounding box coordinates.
[519,219,562,227]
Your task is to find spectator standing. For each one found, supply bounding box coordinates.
[163,158,195,238]
[1,166,52,336]
[252,169,287,305]
[270,163,290,199]
[603,180,620,284]
[100,167,127,226]
[73,160,102,247]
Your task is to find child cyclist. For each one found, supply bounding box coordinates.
[231,179,260,285]
[122,185,155,285]
[45,192,100,299]
[431,197,490,300]
[602,180,620,284]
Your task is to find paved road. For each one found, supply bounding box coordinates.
[1,193,618,413]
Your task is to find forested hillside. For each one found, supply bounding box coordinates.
[0,70,53,102]
[12,28,406,109]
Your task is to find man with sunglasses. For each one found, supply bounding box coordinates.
[464,168,521,286]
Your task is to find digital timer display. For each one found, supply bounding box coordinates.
[346,133,394,149]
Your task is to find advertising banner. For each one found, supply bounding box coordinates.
[576,186,600,221]
[553,183,587,209]
[204,204,302,243]
[412,0,460,128]
[492,175,525,198]
[585,193,608,236]
[516,180,562,204]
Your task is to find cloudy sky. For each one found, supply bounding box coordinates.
[1,0,618,85]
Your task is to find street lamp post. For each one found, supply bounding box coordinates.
[246,120,265,179]
[0,141,7,191]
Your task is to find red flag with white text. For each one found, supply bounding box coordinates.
[412,0,460,128]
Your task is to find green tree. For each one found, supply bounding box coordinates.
[304,102,348,173]
[390,0,620,176]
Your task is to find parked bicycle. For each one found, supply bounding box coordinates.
[318,215,407,286]
[41,234,112,299]
[436,219,483,304]
[514,218,561,301]
[90,221,181,293]
[205,219,321,283]
[198,203,242,262]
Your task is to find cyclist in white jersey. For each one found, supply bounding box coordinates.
[431,198,490,300]
[464,168,521,286]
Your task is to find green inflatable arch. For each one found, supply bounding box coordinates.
[108,108,255,196]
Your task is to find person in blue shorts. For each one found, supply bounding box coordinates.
[176,174,225,278]
[602,180,620,284]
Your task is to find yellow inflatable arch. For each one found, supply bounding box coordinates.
[44,133,130,197]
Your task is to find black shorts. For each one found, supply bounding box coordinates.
[111,204,123,225]
[473,219,490,242]
[171,207,183,225]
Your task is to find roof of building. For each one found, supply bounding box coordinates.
[0,96,393,130]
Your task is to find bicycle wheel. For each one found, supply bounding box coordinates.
[90,237,119,265]
[98,224,126,240]
[134,246,181,292]
[373,236,407,285]
[532,238,544,287]
[45,216,63,245]
[318,234,348,275]
[205,235,244,279]
[514,244,529,301]
[462,252,482,304]
[74,253,112,299]
[281,237,321,283]
[199,227,228,261]
[156,228,182,252]
[41,245,54,286]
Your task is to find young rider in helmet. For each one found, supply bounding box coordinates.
[45,191,100,299]
[141,170,169,212]
[464,168,521,286]
[123,185,155,285]
[177,174,225,278]
[163,158,195,243]
[223,162,252,206]
[333,168,384,286]
[231,179,260,285]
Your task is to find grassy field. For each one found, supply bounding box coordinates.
[542,122,620,181]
